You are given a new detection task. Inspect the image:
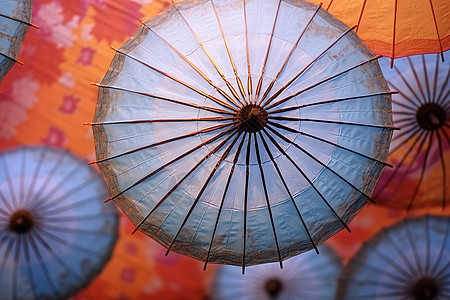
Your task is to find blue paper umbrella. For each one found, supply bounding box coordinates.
[90,0,394,269]
[212,245,342,300]
[0,147,118,300]
[0,0,35,82]
[337,215,450,300]
[374,52,450,210]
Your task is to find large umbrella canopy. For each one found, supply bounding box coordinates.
[308,0,450,63]
[337,215,450,300]
[0,0,34,82]
[212,245,342,300]
[373,51,450,210]
[91,0,393,269]
[0,146,118,300]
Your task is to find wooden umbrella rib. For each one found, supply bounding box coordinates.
[22,237,37,300]
[435,65,450,105]
[0,155,18,208]
[436,129,447,209]
[171,3,243,106]
[112,47,237,111]
[406,57,427,105]
[258,130,319,254]
[165,131,243,256]
[0,52,23,65]
[392,96,420,111]
[131,127,239,234]
[428,0,445,61]
[107,123,238,203]
[139,20,241,109]
[407,131,434,211]
[264,125,351,232]
[267,121,392,167]
[264,56,379,111]
[390,0,398,67]
[242,133,252,274]
[27,234,61,298]
[0,236,15,297]
[403,222,423,274]
[43,194,108,217]
[243,0,252,104]
[355,0,367,34]
[431,54,440,103]
[388,126,421,155]
[211,0,247,105]
[25,147,48,202]
[268,91,398,115]
[253,134,283,269]
[93,83,235,116]
[87,116,233,126]
[425,216,431,275]
[0,190,14,214]
[345,278,408,290]
[12,236,21,299]
[254,0,282,103]
[270,116,399,130]
[257,5,322,106]
[421,55,432,104]
[19,149,26,208]
[0,13,39,28]
[90,122,233,165]
[204,132,248,270]
[430,218,450,276]
[261,25,358,109]
[266,123,376,204]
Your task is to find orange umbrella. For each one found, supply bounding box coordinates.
[309,0,450,64]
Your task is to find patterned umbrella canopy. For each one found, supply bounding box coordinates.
[308,0,450,63]
[90,0,393,270]
[0,146,118,300]
[373,51,450,210]
[0,0,35,82]
[337,215,450,300]
[212,245,342,300]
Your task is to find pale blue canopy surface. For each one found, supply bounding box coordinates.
[0,147,118,300]
[93,0,393,268]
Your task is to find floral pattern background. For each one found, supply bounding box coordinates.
[0,0,448,299]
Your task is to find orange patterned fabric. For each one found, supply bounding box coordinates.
[0,1,449,299]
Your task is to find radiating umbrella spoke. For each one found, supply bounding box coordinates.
[264,56,380,111]
[269,91,397,115]
[262,127,351,231]
[257,5,322,106]
[261,26,358,109]
[38,228,104,256]
[436,131,447,208]
[266,122,375,204]
[405,57,427,106]
[87,116,233,126]
[242,133,252,273]
[270,116,396,130]
[91,122,234,166]
[253,134,283,268]
[257,130,318,254]
[112,47,237,111]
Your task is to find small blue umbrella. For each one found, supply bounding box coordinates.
[0,146,118,300]
[337,215,450,300]
[0,0,35,82]
[212,245,342,300]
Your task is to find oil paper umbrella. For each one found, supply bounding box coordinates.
[308,0,450,65]
[0,146,118,300]
[373,51,450,210]
[337,215,450,300]
[0,0,36,82]
[212,245,342,300]
[90,0,394,270]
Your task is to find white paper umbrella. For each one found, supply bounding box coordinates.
[212,245,342,300]
[90,0,394,269]
[0,147,118,300]
[374,51,450,210]
[0,0,35,82]
[337,215,450,300]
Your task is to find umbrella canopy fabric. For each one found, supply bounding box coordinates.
[0,146,118,300]
[0,0,34,82]
[373,51,450,210]
[91,0,393,269]
[212,245,342,300]
[308,0,450,63]
[337,215,450,300]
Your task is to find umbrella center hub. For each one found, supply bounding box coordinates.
[416,103,446,130]
[265,278,283,298]
[9,209,34,234]
[236,104,268,133]
[412,277,439,300]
